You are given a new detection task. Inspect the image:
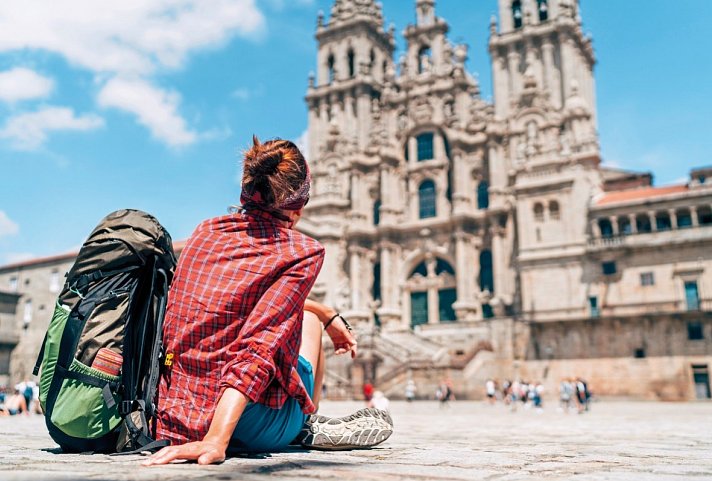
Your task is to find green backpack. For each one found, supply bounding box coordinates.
[33,209,176,453]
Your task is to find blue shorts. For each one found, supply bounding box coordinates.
[229,355,314,453]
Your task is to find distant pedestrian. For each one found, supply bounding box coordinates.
[405,379,417,402]
[369,391,390,412]
[559,378,574,413]
[363,382,375,403]
[486,379,497,405]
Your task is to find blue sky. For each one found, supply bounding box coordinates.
[1,0,711,265]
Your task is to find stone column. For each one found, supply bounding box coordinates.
[453,232,478,320]
[628,213,638,234]
[541,40,559,108]
[349,246,361,311]
[426,257,439,324]
[668,209,678,229]
[507,49,521,100]
[610,216,619,236]
[492,227,508,299]
[648,211,657,231]
[691,206,699,227]
[590,220,601,238]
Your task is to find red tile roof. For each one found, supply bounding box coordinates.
[596,184,688,206]
[0,240,187,271]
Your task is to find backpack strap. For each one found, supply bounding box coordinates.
[109,439,170,456]
[32,330,49,376]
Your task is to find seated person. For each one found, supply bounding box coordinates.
[144,137,392,466]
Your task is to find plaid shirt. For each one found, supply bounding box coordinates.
[155,210,324,444]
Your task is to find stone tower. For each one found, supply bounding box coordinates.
[488,0,602,316]
[302,1,396,323]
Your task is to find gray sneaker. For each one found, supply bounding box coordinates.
[299,408,394,451]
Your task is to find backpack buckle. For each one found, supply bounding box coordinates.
[120,400,133,416]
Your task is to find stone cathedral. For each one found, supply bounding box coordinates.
[1,0,711,401]
[295,0,712,400]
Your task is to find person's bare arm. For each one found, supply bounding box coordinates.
[304,299,358,358]
[304,298,337,323]
[142,388,248,466]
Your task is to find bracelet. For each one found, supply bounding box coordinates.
[324,313,353,331]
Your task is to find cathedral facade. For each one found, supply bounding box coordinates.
[1,0,711,401]
[297,0,712,400]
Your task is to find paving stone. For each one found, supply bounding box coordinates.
[1,401,711,481]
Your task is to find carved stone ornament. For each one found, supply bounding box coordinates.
[411,97,434,124]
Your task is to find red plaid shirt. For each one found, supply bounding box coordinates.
[155,210,324,444]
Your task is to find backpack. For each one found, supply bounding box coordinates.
[33,209,177,454]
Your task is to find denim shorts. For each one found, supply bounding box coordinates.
[229,355,314,452]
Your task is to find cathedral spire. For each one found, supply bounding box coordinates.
[329,0,384,29]
[416,0,436,26]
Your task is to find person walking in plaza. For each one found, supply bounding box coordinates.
[405,379,417,402]
[143,137,392,466]
[485,378,497,405]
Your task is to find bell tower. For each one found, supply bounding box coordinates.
[306,0,395,161]
[491,0,596,123]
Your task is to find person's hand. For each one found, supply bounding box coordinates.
[141,440,226,466]
[325,316,358,359]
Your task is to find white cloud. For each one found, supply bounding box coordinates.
[0,0,266,76]
[97,77,196,147]
[0,67,54,103]
[0,211,19,238]
[0,106,104,150]
[231,84,264,101]
[0,0,266,147]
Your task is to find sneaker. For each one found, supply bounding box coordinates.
[298,408,394,451]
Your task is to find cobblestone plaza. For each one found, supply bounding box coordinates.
[2,401,711,481]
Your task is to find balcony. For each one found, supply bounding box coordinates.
[587,223,712,251]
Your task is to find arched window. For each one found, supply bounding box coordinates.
[347,49,355,78]
[373,199,381,226]
[636,214,652,233]
[369,49,375,71]
[418,45,432,74]
[538,0,548,21]
[418,180,437,219]
[512,0,523,29]
[619,216,632,235]
[549,200,560,220]
[480,250,494,293]
[655,212,672,231]
[416,132,434,161]
[436,258,455,276]
[411,262,428,277]
[327,54,335,84]
[533,202,544,221]
[677,208,692,228]
[477,182,490,210]
[373,262,381,302]
[598,218,613,237]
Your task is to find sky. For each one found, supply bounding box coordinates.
[0,0,711,266]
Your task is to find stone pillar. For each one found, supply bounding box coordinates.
[492,227,508,299]
[452,232,478,320]
[590,220,601,238]
[426,257,439,324]
[628,213,637,234]
[610,216,619,236]
[507,49,521,100]
[691,206,699,227]
[648,211,657,231]
[349,246,361,311]
[493,56,509,119]
[541,40,559,109]
[668,209,678,229]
